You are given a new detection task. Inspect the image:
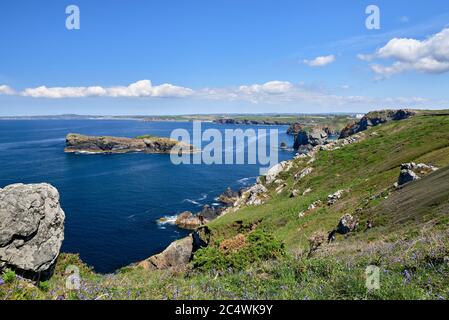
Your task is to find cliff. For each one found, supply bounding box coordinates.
[64,133,195,154]
[339,109,416,139]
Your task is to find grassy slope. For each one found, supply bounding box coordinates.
[2,113,449,300]
[208,114,449,249]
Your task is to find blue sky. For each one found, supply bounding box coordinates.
[1,0,449,115]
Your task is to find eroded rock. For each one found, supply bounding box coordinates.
[0,183,65,275]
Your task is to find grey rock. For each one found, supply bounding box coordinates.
[139,235,193,271]
[336,214,358,235]
[397,169,420,186]
[293,128,328,149]
[0,183,65,274]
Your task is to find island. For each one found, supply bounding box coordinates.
[64,133,195,154]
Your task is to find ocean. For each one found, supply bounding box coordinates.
[0,120,294,273]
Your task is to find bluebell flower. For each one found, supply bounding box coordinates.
[0,277,5,285]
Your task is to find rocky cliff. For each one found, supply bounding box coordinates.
[0,183,65,278]
[339,109,416,139]
[293,128,328,150]
[65,133,195,154]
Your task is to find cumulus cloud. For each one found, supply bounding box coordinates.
[303,55,336,67]
[359,28,449,77]
[0,85,15,95]
[21,80,194,99]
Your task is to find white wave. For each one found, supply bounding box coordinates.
[197,193,208,201]
[237,176,256,185]
[182,198,201,205]
[156,215,178,225]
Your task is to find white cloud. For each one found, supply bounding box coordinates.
[303,55,336,67]
[360,28,449,77]
[1,79,444,109]
[238,81,293,95]
[0,85,15,95]
[21,80,194,99]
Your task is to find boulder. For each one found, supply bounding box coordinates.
[396,162,438,187]
[397,169,420,186]
[175,211,206,230]
[0,183,65,276]
[336,214,358,235]
[327,190,345,205]
[139,235,193,271]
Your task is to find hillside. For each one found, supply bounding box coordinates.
[2,111,449,300]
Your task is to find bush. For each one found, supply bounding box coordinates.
[38,281,50,292]
[193,230,285,272]
[2,269,16,283]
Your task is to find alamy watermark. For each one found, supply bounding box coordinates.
[365,265,380,290]
[65,265,81,290]
[66,5,80,30]
[365,5,381,30]
[170,121,279,175]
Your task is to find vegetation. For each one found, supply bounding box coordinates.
[2,111,449,300]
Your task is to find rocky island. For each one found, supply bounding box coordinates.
[64,133,195,154]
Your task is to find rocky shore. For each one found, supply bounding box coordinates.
[65,133,195,154]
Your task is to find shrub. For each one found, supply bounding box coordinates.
[193,230,285,272]
[2,269,16,283]
[38,281,50,292]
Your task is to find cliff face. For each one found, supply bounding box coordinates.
[293,128,328,150]
[339,109,416,139]
[65,133,195,154]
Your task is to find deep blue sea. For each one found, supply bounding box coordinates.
[0,120,294,273]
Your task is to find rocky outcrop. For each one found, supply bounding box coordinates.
[218,187,240,207]
[396,162,438,187]
[286,123,303,135]
[175,212,207,230]
[339,109,416,139]
[230,183,269,208]
[265,161,293,184]
[336,214,358,235]
[327,190,345,206]
[328,214,358,242]
[398,169,420,186]
[293,128,328,150]
[139,235,194,271]
[65,133,195,154]
[0,183,65,276]
[294,167,313,181]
